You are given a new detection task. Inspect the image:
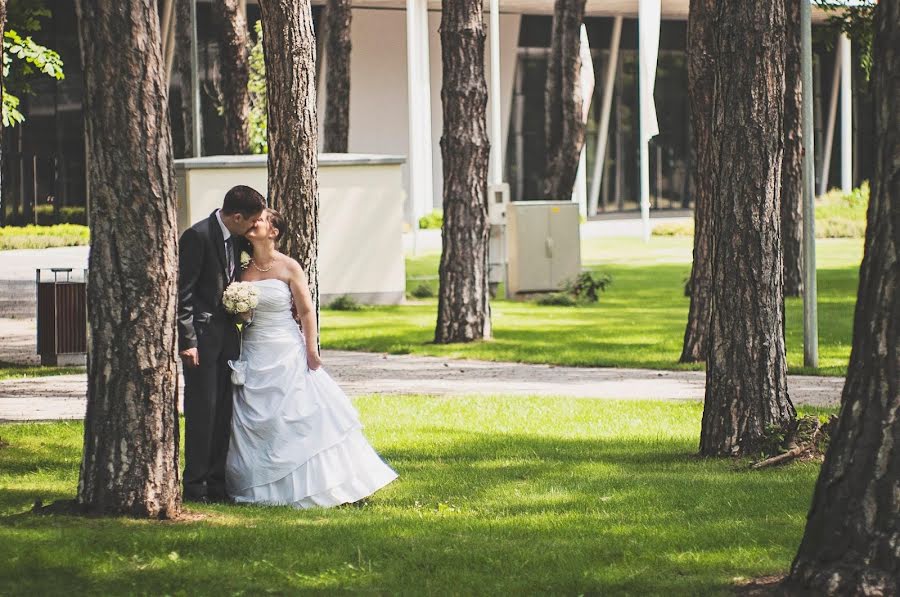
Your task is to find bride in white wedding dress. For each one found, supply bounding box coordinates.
[225,208,397,507]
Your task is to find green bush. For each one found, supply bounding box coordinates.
[410,283,435,299]
[326,295,362,311]
[564,271,612,303]
[34,205,87,225]
[535,293,577,307]
[418,210,443,230]
[0,224,90,250]
[652,221,694,237]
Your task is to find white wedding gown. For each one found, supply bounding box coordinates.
[225,278,397,507]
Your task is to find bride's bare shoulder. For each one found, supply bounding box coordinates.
[278,253,306,277]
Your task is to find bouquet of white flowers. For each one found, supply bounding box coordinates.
[224,282,259,387]
[222,281,260,320]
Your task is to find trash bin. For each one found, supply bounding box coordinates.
[36,268,87,366]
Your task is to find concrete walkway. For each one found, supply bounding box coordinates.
[0,318,843,422]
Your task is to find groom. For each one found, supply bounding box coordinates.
[177,185,266,503]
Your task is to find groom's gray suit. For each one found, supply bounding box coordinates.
[177,210,247,501]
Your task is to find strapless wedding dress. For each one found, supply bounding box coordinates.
[225,278,397,507]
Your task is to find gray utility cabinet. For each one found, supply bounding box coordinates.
[506,201,582,294]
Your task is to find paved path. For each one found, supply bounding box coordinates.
[0,318,843,422]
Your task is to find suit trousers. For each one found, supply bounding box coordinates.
[182,316,238,499]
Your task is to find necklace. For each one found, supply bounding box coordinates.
[251,258,275,272]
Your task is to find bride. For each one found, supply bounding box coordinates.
[225,208,397,507]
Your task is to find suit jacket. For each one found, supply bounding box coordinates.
[177,210,250,352]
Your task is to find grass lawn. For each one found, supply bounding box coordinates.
[0,396,830,594]
[0,361,84,382]
[323,237,862,376]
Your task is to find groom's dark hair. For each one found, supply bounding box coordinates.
[221,185,266,217]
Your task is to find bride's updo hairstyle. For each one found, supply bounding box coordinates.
[267,208,287,243]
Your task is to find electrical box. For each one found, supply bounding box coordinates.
[506,201,581,295]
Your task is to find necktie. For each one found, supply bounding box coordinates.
[226,237,235,281]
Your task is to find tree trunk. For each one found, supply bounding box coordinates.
[323,0,351,153]
[680,0,715,364]
[699,0,796,457]
[74,0,180,518]
[258,0,319,312]
[542,0,586,200]
[214,0,250,155]
[782,0,804,297]
[0,0,6,226]
[786,1,899,592]
[435,0,491,343]
[174,0,194,158]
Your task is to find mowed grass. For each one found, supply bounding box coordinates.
[0,224,89,250]
[0,361,84,381]
[0,396,829,595]
[323,237,862,376]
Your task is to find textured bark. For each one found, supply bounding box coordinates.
[680,0,715,364]
[74,0,181,518]
[214,0,250,154]
[435,0,491,343]
[699,0,796,457]
[0,0,6,225]
[258,0,319,312]
[174,0,193,157]
[323,0,351,153]
[542,0,587,199]
[787,1,899,592]
[782,0,804,297]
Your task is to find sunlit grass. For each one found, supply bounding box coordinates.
[0,396,831,594]
[323,237,862,376]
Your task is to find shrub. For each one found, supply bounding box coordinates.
[410,283,435,299]
[564,271,612,303]
[535,293,577,307]
[418,210,443,230]
[34,205,87,225]
[0,224,90,250]
[652,221,694,237]
[326,295,362,311]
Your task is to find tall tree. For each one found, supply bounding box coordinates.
[74,0,180,517]
[786,0,899,592]
[214,0,250,154]
[258,0,319,310]
[174,0,194,157]
[782,0,804,297]
[680,0,715,364]
[542,0,586,200]
[434,0,491,343]
[699,0,796,457]
[323,0,351,153]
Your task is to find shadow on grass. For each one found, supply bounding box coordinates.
[1,418,819,595]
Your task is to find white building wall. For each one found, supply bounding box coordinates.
[318,8,521,222]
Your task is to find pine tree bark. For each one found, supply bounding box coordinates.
[435,0,491,343]
[74,0,180,518]
[174,0,193,157]
[787,1,899,592]
[0,0,6,225]
[258,0,319,311]
[323,0,351,153]
[214,0,250,154]
[782,0,804,297]
[542,0,587,200]
[699,0,796,457]
[680,0,715,364]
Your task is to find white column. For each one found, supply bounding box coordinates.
[190,0,201,157]
[488,0,503,186]
[405,0,435,226]
[800,0,818,367]
[638,0,660,243]
[820,48,841,196]
[839,33,852,192]
[573,25,594,218]
[588,16,622,216]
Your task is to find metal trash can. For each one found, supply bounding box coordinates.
[36,268,87,366]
